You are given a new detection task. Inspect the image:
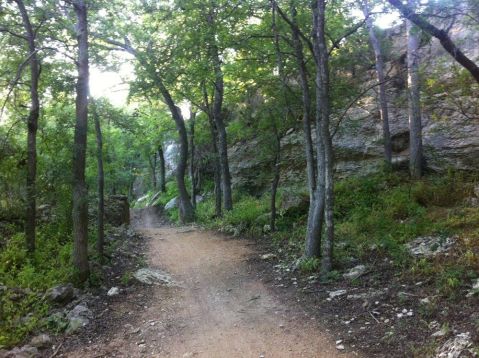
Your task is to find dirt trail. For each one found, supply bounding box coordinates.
[63,214,353,357]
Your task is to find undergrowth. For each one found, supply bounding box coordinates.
[159,170,478,298]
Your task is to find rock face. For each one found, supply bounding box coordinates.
[105,195,130,226]
[227,23,479,193]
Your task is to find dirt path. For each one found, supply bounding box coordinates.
[63,217,353,357]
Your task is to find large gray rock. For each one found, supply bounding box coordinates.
[44,284,74,304]
[133,268,175,286]
[436,332,473,358]
[406,236,456,258]
[343,265,367,280]
[29,334,51,348]
[3,345,39,358]
[66,304,93,334]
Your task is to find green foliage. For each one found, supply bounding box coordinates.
[0,225,73,347]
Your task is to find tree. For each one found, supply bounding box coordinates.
[312,0,334,275]
[13,0,41,253]
[72,0,90,283]
[92,101,105,261]
[406,0,423,178]
[362,0,392,164]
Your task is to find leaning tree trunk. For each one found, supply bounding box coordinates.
[207,11,233,212]
[15,0,40,253]
[312,0,334,275]
[158,145,166,192]
[92,102,104,261]
[156,78,194,223]
[362,0,392,164]
[406,0,423,178]
[189,111,197,208]
[72,0,90,283]
[270,130,281,232]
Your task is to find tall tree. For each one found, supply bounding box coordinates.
[312,0,334,274]
[14,0,40,253]
[158,145,166,193]
[189,111,197,208]
[92,101,104,261]
[406,0,423,178]
[72,0,90,282]
[206,5,233,211]
[362,0,392,164]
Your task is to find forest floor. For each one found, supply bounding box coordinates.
[49,210,351,358]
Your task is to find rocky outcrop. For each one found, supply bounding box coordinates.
[228,22,479,192]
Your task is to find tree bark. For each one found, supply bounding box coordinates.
[158,145,166,192]
[189,111,197,208]
[148,153,157,190]
[156,78,195,223]
[208,116,222,218]
[15,0,39,254]
[92,101,104,261]
[388,0,479,83]
[406,0,424,178]
[72,0,90,283]
[312,0,334,275]
[288,3,323,257]
[270,130,281,232]
[362,0,392,164]
[207,10,233,212]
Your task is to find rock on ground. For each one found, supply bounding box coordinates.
[406,236,456,258]
[435,332,473,358]
[133,268,175,286]
[44,284,74,304]
[3,345,39,358]
[29,334,51,348]
[66,304,93,334]
[343,265,367,280]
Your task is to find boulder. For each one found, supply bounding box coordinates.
[4,345,39,358]
[280,190,309,217]
[343,265,367,280]
[133,268,175,286]
[406,236,456,258]
[66,304,93,334]
[107,287,120,296]
[436,332,473,358]
[29,334,51,348]
[44,284,74,305]
[105,195,130,226]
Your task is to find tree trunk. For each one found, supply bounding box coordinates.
[407,0,423,178]
[148,153,157,190]
[92,101,104,261]
[72,0,90,283]
[15,0,39,254]
[158,145,166,192]
[189,111,197,208]
[207,11,233,212]
[313,0,334,275]
[270,131,281,232]
[362,0,392,164]
[208,116,222,218]
[156,78,194,223]
[288,3,323,257]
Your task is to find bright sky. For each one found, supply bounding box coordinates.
[90,10,400,108]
